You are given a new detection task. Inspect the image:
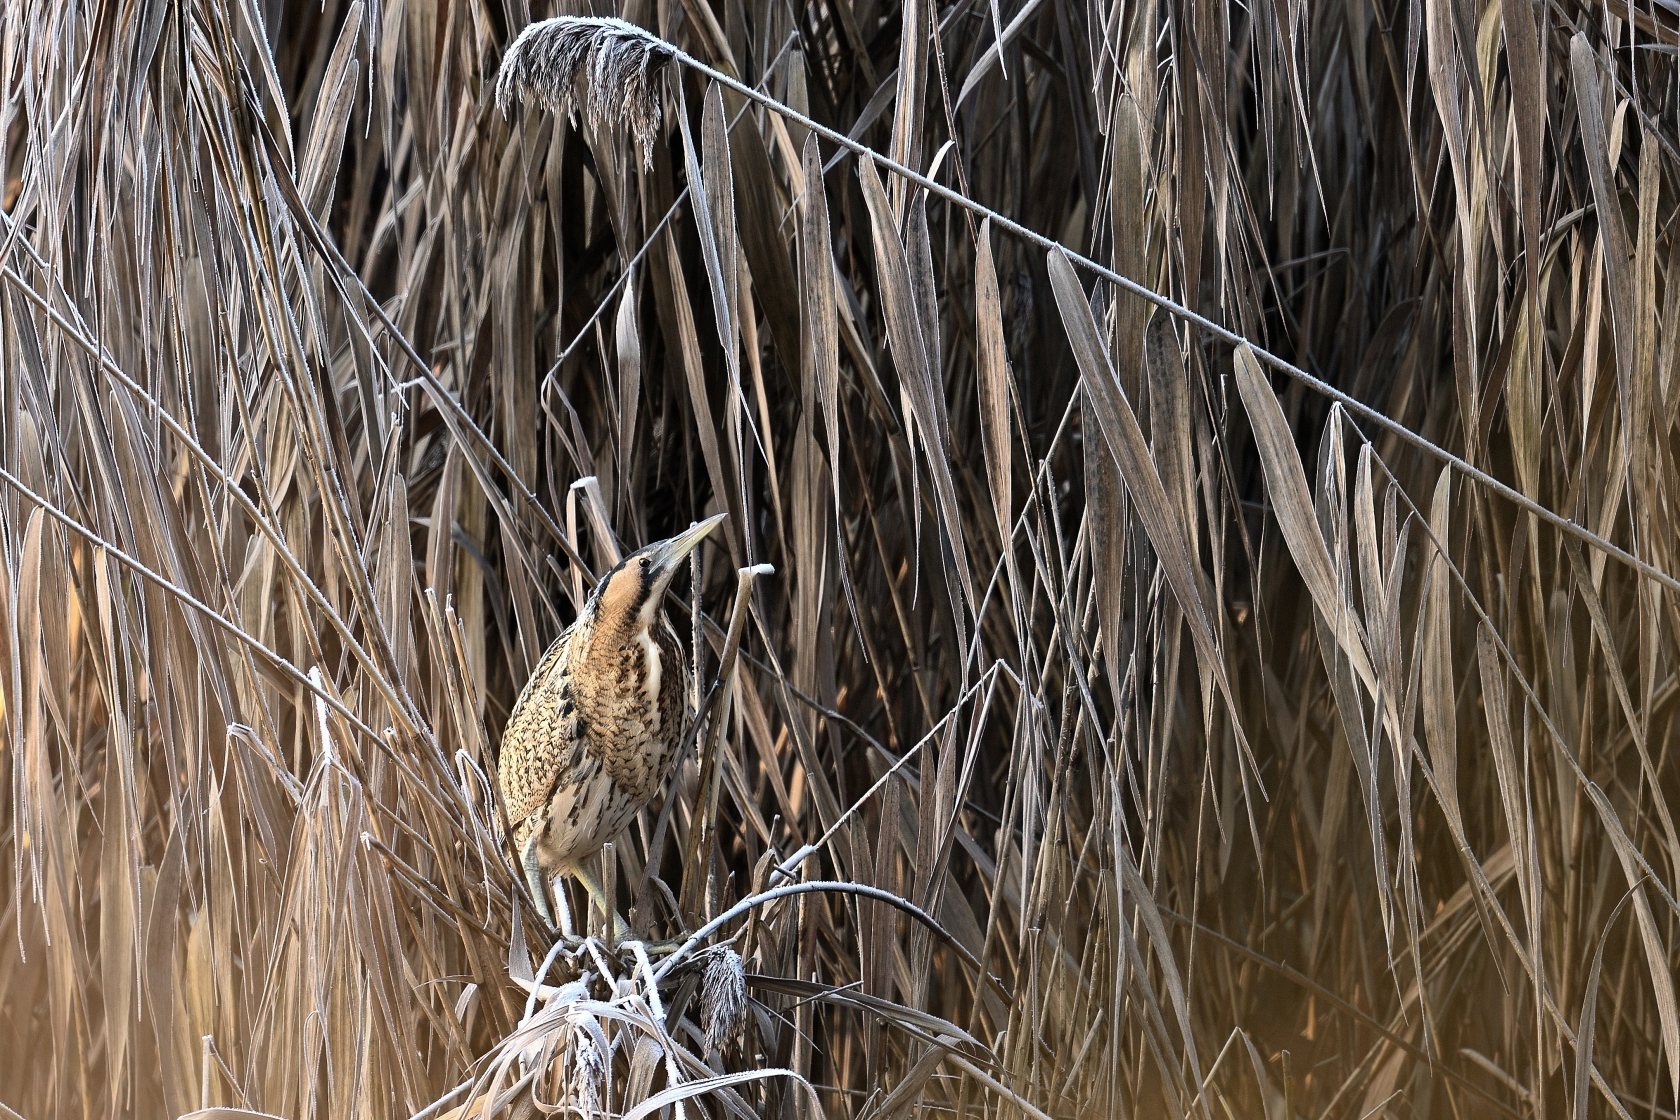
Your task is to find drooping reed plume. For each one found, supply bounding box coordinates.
[496,16,677,165]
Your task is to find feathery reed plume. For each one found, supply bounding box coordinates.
[496,16,675,165]
[699,948,746,1053]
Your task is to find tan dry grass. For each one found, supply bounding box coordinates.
[2,0,1679,1116]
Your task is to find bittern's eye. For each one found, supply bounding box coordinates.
[640,556,651,569]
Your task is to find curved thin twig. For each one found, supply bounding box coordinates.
[651,881,1009,1001]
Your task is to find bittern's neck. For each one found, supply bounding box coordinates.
[580,609,646,654]
[575,610,666,713]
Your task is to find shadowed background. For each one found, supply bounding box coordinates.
[1,0,1678,1115]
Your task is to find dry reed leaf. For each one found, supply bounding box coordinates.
[695,82,742,388]
[973,219,1012,559]
[1603,830,1680,1101]
[726,99,802,371]
[1309,416,1391,943]
[1232,345,1378,696]
[8,2,1680,1117]
[1350,449,1388,690]
[905,193,947,451]
[795,132,861,632]
[1419,467,1458,825]
[1080,392,1130,736]
[1425,0,1478,323]
[1501,0,1544,387]
[1570,34,1637,414]
[12,507,45,889]
[856,156,976,634]
[886,0,927,212]
[614,283,642,507]
[1633,127,1659,509]
[299,4,362,221]
[663,227,740,563]
[1474,622,1538,948]
[1573,891,1636,1120]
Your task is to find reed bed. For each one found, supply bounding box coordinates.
[1,0,1678,1115]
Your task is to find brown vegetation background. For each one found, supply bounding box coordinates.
[1,0,1678,1114]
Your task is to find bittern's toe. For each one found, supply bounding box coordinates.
[627,935,690,957]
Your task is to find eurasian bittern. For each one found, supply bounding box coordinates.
[500,513,726,936]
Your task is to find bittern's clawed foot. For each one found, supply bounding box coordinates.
[569,866,697,958]
[548,928,590,951]
[622,935,691,958]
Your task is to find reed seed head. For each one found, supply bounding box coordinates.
[700,947,746,1053]
[496,16,676,168]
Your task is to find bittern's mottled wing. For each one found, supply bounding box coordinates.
[498,629,587,844]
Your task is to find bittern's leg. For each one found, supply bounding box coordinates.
[520,837,557,932]
[570,866,687,956]
[570,863,632,942]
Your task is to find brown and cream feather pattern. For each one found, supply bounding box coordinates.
[499,603,689,868]
[498,517,722,891]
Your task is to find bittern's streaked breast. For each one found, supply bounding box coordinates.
[500,514,725,929]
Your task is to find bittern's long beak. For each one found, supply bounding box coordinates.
[644,512,727,576]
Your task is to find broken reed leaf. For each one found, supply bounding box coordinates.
[954,0,1047,107]
[496,17,677,166]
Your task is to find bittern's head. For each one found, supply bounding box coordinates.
[586,513,727,638]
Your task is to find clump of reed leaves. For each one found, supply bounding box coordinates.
[2,0,1679,1114]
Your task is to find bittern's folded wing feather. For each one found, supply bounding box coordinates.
[498,629,584,835]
